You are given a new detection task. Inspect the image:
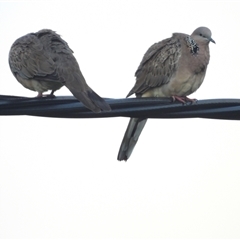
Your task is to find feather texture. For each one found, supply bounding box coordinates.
[9,29,111,113]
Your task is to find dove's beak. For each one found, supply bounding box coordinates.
[210,38,216,44]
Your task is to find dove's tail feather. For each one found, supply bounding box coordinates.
[61,63,111,113]
[65,79,111,113]
[87,90,111,112]
[117,118,148,161]
[68,88,111,113]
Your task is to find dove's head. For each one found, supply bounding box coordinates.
[191,27,215,44]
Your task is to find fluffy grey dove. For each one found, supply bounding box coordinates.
[9,29,111,113]
[118,26,215,161]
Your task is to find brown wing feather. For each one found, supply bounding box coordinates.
[9,33,59,82]
[43,31,111,112]
[127,36,181,97]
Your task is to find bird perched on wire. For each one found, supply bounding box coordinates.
[117,26,215,161]
[9,29,111,113]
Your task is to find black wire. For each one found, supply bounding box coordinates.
[1,94,240,120]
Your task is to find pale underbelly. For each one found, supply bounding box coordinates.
[142,74,205,98]
[17,76,63,93]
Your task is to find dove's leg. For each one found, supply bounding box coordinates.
[36,91,56,98]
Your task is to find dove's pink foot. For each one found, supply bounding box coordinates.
[36,92,43,97]
[36,91,55,98]
[172,96,197,104]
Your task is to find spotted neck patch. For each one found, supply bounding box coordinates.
[185,36,199,55]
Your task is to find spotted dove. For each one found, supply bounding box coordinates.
[9,29,111,113]
[117,27,215,161]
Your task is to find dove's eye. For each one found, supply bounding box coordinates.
[200,33,203,36]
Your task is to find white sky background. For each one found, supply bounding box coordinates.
[0,0,240,238]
